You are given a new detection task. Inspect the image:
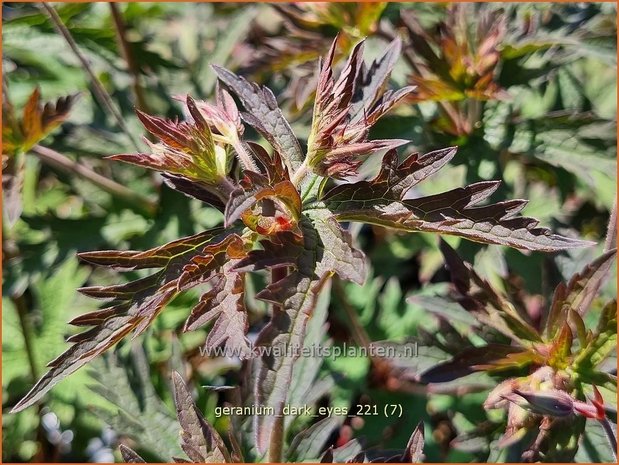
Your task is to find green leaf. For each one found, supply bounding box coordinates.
[575,300,617,371]
[574,419,618,463]
[196,7,257,95]
[119,445,147,463]
[89,349,182,461]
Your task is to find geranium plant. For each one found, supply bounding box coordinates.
[11,36,594,462]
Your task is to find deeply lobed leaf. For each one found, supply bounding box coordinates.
[172,371,231,462]
[213,64,304,174]
[234,209,366,454]
[325,149,594,252]
[3,87,78,156]
[11,229,251,413]
[545,249,617,339]
[305,36,414,179]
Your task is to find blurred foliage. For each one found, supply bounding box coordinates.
[2,2,616,463]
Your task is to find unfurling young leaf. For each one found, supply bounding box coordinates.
[2,87,78,225]
[2,87,78,157]
[305,37,413,179]
[213,64,305,174]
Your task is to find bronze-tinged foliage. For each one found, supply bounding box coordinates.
[400,4,508,136]
[417,242,617,461]
[12,36,593,434]
[2,87,78,157]
[325,149,593,252]
[119,370,426,463]
[2,87,78,224]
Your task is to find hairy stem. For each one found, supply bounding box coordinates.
[603,199,617,252]
[291,159,309,187]
[40,2,142,150]
[232,138,260,173]
[268,414,285,463]
[217,176,238,200]
[267,266,287,463]
[31,145,157,215]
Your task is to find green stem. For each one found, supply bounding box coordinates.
[13,294,39,382]
[3,225,39,382]
[40,2,142,151]
[31,144,157,215]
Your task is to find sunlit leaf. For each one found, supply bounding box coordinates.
[213,65,304,174]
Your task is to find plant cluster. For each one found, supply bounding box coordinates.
[2,3,615,463]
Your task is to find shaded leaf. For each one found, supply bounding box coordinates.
[172,371,230,463]
[545,249,617,339]
[162,173,225,211]
[88,349,182,461]
[437,240,543,345]
[402,421,425,463]
[119,445,146,463]
[287,416,341,461]
[418,344,539,384]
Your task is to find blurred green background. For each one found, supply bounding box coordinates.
[2,2,616,462]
